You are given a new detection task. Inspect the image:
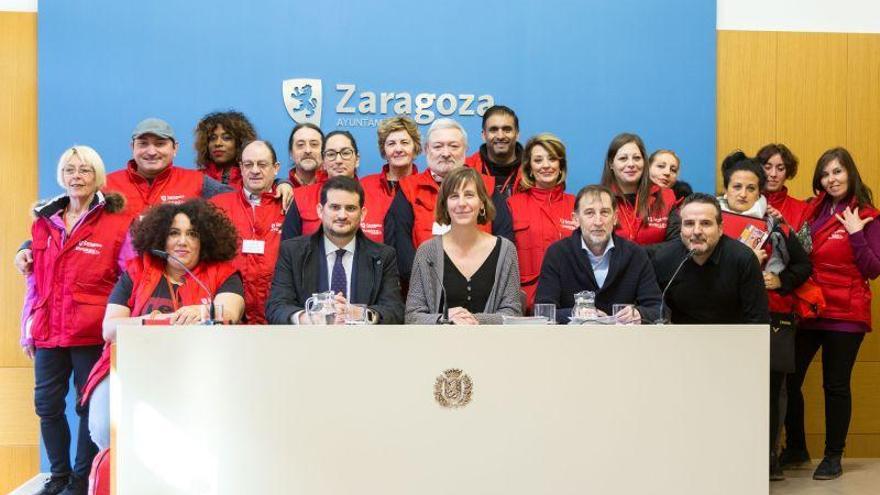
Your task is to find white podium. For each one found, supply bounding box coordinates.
[113,325,768,495]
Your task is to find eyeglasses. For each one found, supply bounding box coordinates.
[323,148,355,160]
[62,167,96,176]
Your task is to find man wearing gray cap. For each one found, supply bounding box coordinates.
[105,117,233,216]
[13,118,234,275]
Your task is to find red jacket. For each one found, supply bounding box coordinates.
[398,169,493,247]
[292,182,324,237]
[766,187,808,231]
[211,189,285,324]
[507,185,577,309]
[82,255,238,403]
[805,193,880,326]
[613,184,676,245]
[201,161,242,189]
[360,163,418,243]
[465,146,523,196]
[105,161,204,216]
[288,168,327,188]
[28,193,131,348]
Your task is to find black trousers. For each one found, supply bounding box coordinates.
[784,329,864,457]
[34,345,103,478]
[770,371,784,454]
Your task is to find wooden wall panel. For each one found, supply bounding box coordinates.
[0,10,39,492]
[719,30,880,457]
[0,445,39,494]
[716,30,778,193]
[0,11,38,369]
[848,34,880,365]
[775,32,848,201]
[0,369,37,445]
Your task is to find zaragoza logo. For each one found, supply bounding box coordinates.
[282,77,494,128]
[282,78,323,126]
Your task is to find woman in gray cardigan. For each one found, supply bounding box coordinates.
[405,167,522,324]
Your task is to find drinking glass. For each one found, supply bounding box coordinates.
[612,304,636,325]
[344,303,369,325]
[533,304,556,324]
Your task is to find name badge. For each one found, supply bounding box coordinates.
[242,239,265,255]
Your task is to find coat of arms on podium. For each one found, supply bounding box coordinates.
[434,369,473,408]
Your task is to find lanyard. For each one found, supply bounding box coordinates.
[164,274,182,311]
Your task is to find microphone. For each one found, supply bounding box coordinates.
[426,259,452,325]
[149,249,219,325]
[654,248,696,325]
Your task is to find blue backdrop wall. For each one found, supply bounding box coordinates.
[39,0,716,197]
[37,0,715,469]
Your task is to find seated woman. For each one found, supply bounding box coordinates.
[406,167,522,324]
[717,151,812,481]
[81,198,245,451]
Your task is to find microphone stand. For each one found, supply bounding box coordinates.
[426,259,452,325]
[654,249,696,325]
[150,249,220,325]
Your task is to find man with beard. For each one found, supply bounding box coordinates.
[266,176,404,325]
[286,122,324,187]
[465,105,524,197]
[652,193,768,324]
[384,118,513,281]
[535,185,662,323]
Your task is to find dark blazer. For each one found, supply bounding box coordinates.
[535,231,662,323]
[265,230,404,324]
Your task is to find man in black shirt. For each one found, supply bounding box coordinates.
[652,193,769,324]
[465,105,523,197]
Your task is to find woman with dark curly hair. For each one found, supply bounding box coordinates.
[194,111,257,188]
[80,199,244,452]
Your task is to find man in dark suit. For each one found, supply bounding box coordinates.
[266,176,404,324]
[536,184,662,323]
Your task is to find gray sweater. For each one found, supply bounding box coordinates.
[405,235,523,324]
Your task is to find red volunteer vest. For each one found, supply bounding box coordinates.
[211,189,284,324]
[398,169,493,247]
[29,199,132,348]
[465,150,522,195]
[613,184,676,245]
[765,187,808,231]
[293,182,323,237]
[105,161,203,216]
[82,255,238,403]
[202,161,242,189]
[360,163,418,243]
[805,193,879,326]
[508,185,577,309]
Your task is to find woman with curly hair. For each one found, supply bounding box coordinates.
[194,111,257,188]
[81,199,244,452]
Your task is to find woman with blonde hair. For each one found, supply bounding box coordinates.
[506,133,576,310]
[21,145,133,494]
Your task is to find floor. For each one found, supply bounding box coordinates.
[9,461,880,495]
[770,458,880,495]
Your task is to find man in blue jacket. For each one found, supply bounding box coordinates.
[535,184,662,323]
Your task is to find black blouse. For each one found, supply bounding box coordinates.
[442,238,501,313]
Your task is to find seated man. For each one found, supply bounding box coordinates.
[652,192,769,324]
[266,176,404,324]
[535,184,662,323]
